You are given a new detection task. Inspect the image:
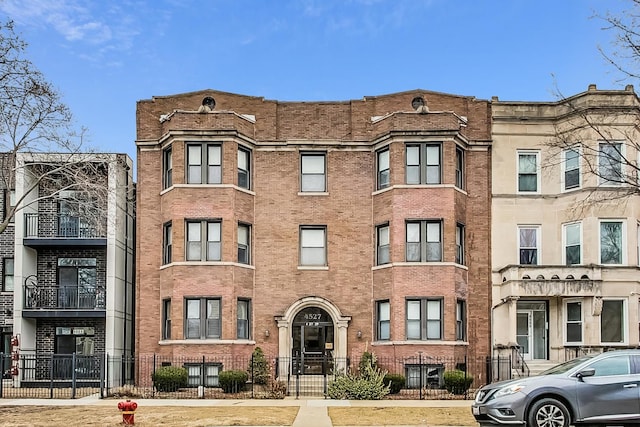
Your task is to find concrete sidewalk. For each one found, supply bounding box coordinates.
[0,396,474,427]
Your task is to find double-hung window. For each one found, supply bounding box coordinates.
[162,299,171,340]
[377,148,390,189]
[376,224,390,265]
[455,147,464,189]
[456,300,466,341]
[599,142,623,185]
[2,258,13,292]
[565,300,582,344]
[185,298,221,339]
[163,222,172,264]
[237,299,250,339]
[601,299,625,344]
[377,300,390,340]
[301,153,326,192]
[185,363,220,387]
[455,223,465,265]
[238,147,251,189]
[518,226,539,265]
[300,226,327,266]
[406,298,442,340]
[563,222,581,265]
[406,220,442,262]
[406,143,441,184]
[163,147,172,189]
[186,220,221,261]
[517,151,539,193]
[187,143,222,184]
[600,220,623,264]
[563,147,580,190]
[237,223,251,264]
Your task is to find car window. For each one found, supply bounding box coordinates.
[586,355,630,377]
[541,355,593,375]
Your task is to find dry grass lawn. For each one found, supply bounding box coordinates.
[0,405,477,426]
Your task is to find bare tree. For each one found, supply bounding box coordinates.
[0,20,110,234]
[542,1,640,205]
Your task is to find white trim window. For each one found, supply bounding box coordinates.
[186,220,221,262]
[517,151,540,193]
[563,222,581,265]
[518,226,540,265]
[455,147,464,189]
[455,223,465,265]
[377,148,390,190]
[237,223,251,264]
[376,300,390,340]
[598,142,623,185]
[406,298,442,340]
[238,147,251,189]
[301,152,326,192]
[376,224,390,265]
[562,147,580,191]
[600,299,626,344]
[185,298,221,339]
[300,226,327,266]
[565,300,583,344]
[600,220,624,265]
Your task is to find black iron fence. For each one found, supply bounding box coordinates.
[1,352,515,399]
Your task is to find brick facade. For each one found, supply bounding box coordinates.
[136,89,492,369]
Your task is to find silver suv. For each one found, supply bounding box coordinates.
[472,349,640,427]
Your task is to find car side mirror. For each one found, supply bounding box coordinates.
[576,368,596,381]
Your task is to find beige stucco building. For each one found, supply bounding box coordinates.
[491,84,640,367]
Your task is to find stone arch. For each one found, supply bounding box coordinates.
[275,296,351,376]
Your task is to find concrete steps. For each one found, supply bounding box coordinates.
[285,375,334,397]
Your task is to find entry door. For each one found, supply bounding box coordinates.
[516,311,532,359]
[517,306,547,360]
[301,325,324,374]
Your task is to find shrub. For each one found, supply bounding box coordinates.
[151,366,188,392]
[248,347,270,385]
[327,362,390,400]
[358,351,377,376]
[443,369,473,395]
[383,373,405,394]
[219,369,249,393]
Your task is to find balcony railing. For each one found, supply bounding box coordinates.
[24,213,105,239]
[24,284,105,310]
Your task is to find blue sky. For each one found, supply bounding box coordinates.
[0,0,631,166]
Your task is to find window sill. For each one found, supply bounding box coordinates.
[298,191,329,196]
[297,266,329,271]
[371,340,463,346]
[160,261,255,270]
[160,339,256,345]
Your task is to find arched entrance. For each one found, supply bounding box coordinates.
[275,296,350,377]
[292,307,334,374]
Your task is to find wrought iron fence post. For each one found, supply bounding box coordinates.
[463,355,468,399]
[323,352,327,399]
[71,352,77,399]
[152,353,157,397]
[101,353,108,398]
[295,367,300,399]
[200,355,205,399]
[49,354,54,398]
[418,352,423,400]
[250,352,254,399]
[0,352,3,398]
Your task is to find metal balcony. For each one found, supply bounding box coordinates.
[23,213,106,247]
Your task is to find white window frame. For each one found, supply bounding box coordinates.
[406,298,443,341]
[599,220,626,265]
[377,148,390,190]
[455,223,465,265]
[598,141,624,186]
[455,146,464,189]
[238,223,251,265]
[300,152,326,192]
[562,146,581,191]
[564,299,583,345]
[185,298,221,340]
[517,150,540,193]
[186,220,222,262]
[377,300,390,341]
[406,220,442,262]
[405,143,442,185]
[518,225,540,265]
[376,224,390,265]
[562,222,582,266]
[600,298,627,345]
[238,146,251,189]
[300,226,327,266]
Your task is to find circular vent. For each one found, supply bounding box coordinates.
[202,96,216,110]
[411,96,424,110]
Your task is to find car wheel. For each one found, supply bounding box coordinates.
[527,398,570,427]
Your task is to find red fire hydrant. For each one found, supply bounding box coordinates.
[118,399,138,425]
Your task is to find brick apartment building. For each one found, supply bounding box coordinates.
[135,89,492,383]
